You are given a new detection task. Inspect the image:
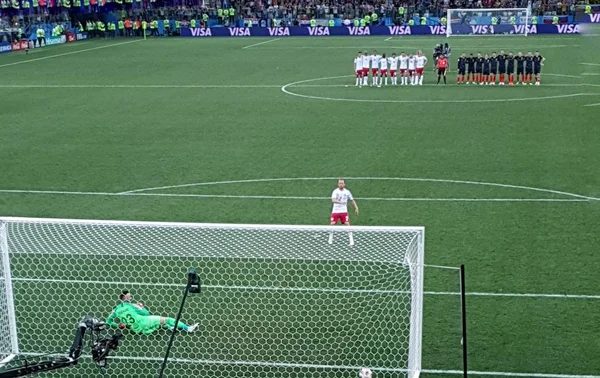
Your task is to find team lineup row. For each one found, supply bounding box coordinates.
[352,50,546,87]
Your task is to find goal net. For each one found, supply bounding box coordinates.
[446,8,531,37]
[0,217,425,378]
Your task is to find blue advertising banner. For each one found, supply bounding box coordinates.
[76,32,88,41]
[180,24,580,38]
[0,42,12,54]
[581,13,600,23]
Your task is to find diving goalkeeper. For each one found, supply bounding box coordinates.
[106,290,198,334]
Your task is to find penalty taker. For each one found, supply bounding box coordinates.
[106,290,199,334]
[328,178,359,246]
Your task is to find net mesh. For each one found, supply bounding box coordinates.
[447,9,530,36]
[0,219,424,378]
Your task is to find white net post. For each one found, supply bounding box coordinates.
[0,221,19,366]
[1,217,425,378]
[446,8,530,37]
[406,230,425,378]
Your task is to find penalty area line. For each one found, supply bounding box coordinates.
[0,40,143,69]
[583,102,600,107]
[0,189,592,202]
[242,38,281,49]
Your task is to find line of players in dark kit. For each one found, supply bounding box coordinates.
[433,45,546,86]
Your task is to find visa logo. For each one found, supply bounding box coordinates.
[229,27,250,36]
[556,24,579,34]
[429,25,446,35]
[268,27,290,36]
[388,25,411,35]
[347,26,370,35]
[308,27,330,36]
[190,28,212,37]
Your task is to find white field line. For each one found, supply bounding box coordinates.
[384,36,393,41]
[0,83,593,89]
[11,277,600,300]
[118,176,600,201]
[242,38,281,49]
[581,73,600,76]
[0,189,591,202]
[580,62,600,66]
[0,84,282,89]
[0,40,143,69]
[13,352,600,378]
[544,73,582,79]
[255,44,578,49]
[583,102,600,107]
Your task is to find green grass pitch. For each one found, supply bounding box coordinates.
[1,33,600,378]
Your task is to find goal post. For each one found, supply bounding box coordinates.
[0,222,19,365]
[446,8,531,37]
[0,217,424,378]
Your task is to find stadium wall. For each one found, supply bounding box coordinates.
[180,24,581,37]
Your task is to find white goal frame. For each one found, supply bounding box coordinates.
[0,217,425,378]
[446,8,531,37]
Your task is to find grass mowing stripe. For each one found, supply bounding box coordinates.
[11,278,600,299]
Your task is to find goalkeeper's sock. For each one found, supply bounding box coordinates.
[165,317,189,331]
[443,76,446,84]
[437,75,441,84]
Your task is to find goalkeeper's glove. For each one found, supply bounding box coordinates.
[118,324,126,329]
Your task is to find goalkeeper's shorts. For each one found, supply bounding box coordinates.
[133,315,162,335]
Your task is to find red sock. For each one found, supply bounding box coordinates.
[509,74,513,83]
[500,73,504,83]
[457,76,460,83]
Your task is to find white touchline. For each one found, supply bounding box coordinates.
[580,62,600,66]
[10,278,600,299]
[384,36,393,41]
[583,103,600,107]
[242,38,281,49]
[0,40,143,69]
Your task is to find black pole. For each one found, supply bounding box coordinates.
[157,280,192,378]
[460,264,468,378]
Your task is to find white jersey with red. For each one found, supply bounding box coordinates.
[354,57,363,74]
[415,55,427,75]
[388,57,398,76]
[331,188,353,224]
[370,54,381,73]
[408,56,416,73]
[361,55,370,74]
[379,57,388,75]
[399,56,409,74]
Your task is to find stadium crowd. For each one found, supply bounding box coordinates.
[0,0,597,43]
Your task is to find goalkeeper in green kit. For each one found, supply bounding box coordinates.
[106,290,198,334]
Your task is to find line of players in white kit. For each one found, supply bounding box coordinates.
[353,50,428,87]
